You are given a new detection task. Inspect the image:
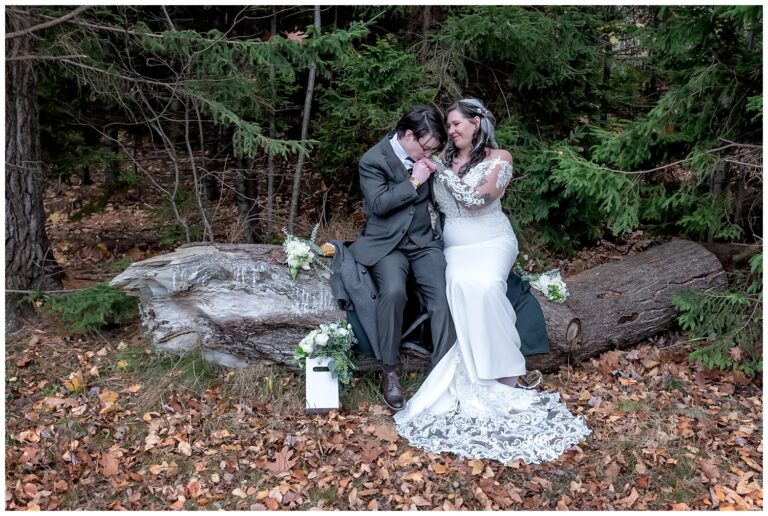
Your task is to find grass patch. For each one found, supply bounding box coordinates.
[54,414,89,441]
[138,454,196,477]
[306,487,336,505]
[224,362,303,412]
[658,458,699,504]
[663,376,685,392]
[342,369,428,410]
[342,372,381,410]
[618,399,646,412]
[126,347,224,411]
[39,385,60,397]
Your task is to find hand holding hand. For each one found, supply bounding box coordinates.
[411,160,434,183]
[420,158,437,173]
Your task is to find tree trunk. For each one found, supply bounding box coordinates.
[524,238,727,371]
[111,239,726,372]
[104,126,120,189]
[204,125,225,202]
[287,5,320,233]
[708,162,728,243]
[5,7,64,333]
[265,12,278,236]
[235,157,261,243]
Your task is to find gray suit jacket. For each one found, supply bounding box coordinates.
[349,134,443,266]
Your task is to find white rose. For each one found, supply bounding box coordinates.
[337,327,348,336]
[314,333,329,347]
[299,338,314,354]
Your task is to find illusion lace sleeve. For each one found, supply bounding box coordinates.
[434,157,513,211]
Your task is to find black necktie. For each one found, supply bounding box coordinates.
[404,157,414,169]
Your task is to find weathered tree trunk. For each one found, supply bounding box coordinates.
[111,240,726,373]
[525,238,727,371]
[5,7,65,334]
[112,244,341,369]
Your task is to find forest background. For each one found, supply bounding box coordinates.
[4,4,764,511]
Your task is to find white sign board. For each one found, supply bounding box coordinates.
[305,356,340,413]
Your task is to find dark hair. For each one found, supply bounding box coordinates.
[395,105,447,149]
[443,98,498,177]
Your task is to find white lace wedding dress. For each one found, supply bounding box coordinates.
[394,156,590,464]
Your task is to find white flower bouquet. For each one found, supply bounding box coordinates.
[283,235,315,279]
[294,321,357,385]
[282,224,326,279]
[521,269,570,303]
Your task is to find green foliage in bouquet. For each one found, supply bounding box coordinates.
[672,253,762,378]
[294,321,357,385]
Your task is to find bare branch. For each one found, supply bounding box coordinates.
[718,138,763,149]
[161,5,176,31]
[5,54,87,62]
[5,6,92,40]
[601,143,761,175]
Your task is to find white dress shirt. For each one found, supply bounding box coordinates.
[390,133,414,170]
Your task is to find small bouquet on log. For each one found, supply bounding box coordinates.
[294,321,357,385]
[521,269,570,303]
[282,224,327,279]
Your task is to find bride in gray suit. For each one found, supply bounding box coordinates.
[394,99,590,464]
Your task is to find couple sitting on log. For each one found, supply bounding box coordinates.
[329,101,590,464]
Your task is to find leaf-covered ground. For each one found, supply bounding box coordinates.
[6,173,763,510]
[5,316,762,511]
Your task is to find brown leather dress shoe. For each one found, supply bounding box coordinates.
[381,368,405,411]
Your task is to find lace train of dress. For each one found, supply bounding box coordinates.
[394,347,590,463]
[394,157,590,463]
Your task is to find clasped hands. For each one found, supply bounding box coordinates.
[411,159,437,185]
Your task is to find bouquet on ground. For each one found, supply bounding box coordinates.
[294,321,357,385]
[519,269,569,303]
[282,224,327,279]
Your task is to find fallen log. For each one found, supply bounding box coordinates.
[527,239,727,371]
[110,239,726,373]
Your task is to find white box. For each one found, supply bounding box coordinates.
[305,356,339,413]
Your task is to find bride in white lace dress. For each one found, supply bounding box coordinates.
[394,99,589,464]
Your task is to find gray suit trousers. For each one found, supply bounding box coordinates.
[368,237,456,367]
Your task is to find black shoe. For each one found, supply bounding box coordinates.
[381,368,405,411]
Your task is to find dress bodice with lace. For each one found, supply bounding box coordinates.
[432,156,515,246]
[433,156,512,217]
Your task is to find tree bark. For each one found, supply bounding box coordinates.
[104,125,120,189]
[287,5,320,233]
[265,12,278,236]
[525,238,727,371]
[235,157,261,243]
[111,239,726,372]
[5,7,65,334]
